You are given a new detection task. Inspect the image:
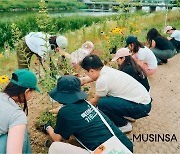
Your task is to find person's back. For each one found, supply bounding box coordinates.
[137,46,157,70]
[0,69,40,153]
[97,66,151,104]
[154,36,175,50]
[45,75,133,153]
[171,30,180,41]
[25,32,51,59]
[147,28,177,65]
[170,30,180,52]
[121,64,150,91]
[0,93,27,135]
[55,100,133,151]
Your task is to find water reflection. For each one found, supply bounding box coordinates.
[0,10,118,21]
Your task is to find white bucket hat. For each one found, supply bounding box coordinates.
[56,35,68,49]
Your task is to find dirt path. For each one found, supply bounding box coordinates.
[28,54,180,154]
[128,53,180,154]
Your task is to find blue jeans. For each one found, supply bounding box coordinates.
[151,48,177,63]
[98,96,152,127]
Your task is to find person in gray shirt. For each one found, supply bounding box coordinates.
[0,69,40,153]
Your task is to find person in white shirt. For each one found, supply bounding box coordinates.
[125,36,157,76]
[80,55,152,133]
[16,32,68,69]
[164,26,180,53]
[61,41,94,66]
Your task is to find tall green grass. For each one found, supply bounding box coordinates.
[0,0,86,11]
[0,14,119,50]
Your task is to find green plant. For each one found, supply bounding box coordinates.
[36,0,52,32]
[11,23,22,46]
[36,111,56,131]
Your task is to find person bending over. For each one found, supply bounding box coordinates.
[43,75,133,153]
[16,32,68,69]
[164,26,180,53]
[80,55,152,133]
[125,36,157,76]
[147,28,177,65]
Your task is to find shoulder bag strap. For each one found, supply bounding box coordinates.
[75,100,116,153]
[85,100,115,136]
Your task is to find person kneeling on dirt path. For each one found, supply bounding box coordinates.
[43,75,133,153]
[0,69,40,153]
[80,55,152,133]
[147,28,177,65]
[111,48,150,92]
[16,32,68,69]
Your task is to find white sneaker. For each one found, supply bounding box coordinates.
[119,122,132,133]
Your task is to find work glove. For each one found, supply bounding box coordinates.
[42,121,52,134]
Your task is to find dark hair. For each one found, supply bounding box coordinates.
[132,40,144,53]
[3,74,34,115]
[80,55,104,72]
[171,27,176,30]
[49,36,58,50]
[118,55,147,79]
[146,28,166,47]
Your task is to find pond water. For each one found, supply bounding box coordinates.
[0,10,118,21]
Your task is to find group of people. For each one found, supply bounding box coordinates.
[0,26,179,154]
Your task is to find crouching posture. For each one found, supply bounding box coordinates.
[80,55,152,133]
[16,32,68,69]
[0,69,40,153]
[44,75,133,153]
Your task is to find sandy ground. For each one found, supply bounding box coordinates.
[27,53,180,154]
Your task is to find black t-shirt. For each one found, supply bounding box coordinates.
[170,38,180,50]
[121,64,150,91]
[154,36,175,50]
[54,100,132,151]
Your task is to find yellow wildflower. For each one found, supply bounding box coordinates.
[111,27,124,35]
[0,75,9,84]
[0,53,2,58]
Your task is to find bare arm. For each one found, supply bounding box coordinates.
[167,36,172,40]
[137,60,144,68]
[89,94,101,106]
[80,76,94,86]
[47,126,63,142]
[7,124,26,154]
[150,40,156,48]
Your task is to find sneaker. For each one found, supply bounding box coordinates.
[119,122,132,133]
